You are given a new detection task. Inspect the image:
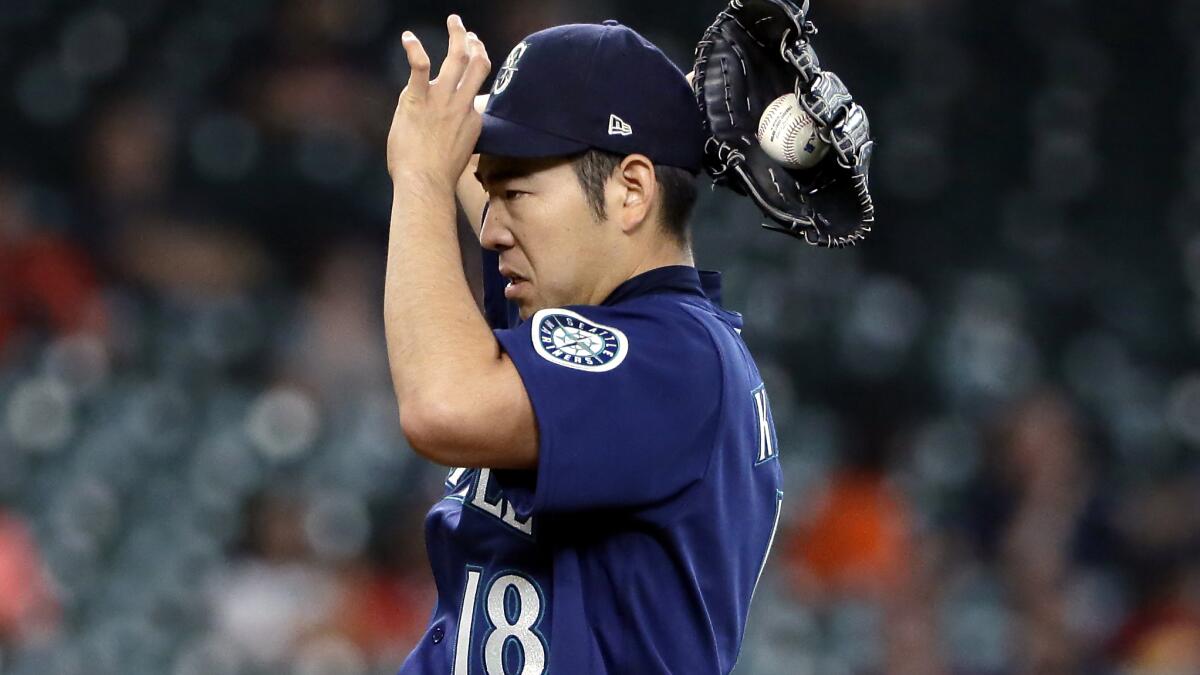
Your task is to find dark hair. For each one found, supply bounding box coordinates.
[570,149,698,245]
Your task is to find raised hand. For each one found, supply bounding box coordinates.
[387,15,492,190]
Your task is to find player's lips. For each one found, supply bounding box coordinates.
[503,280,526,300]
[499,266,529,300]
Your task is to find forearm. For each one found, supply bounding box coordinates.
[455,95,491,238]
[384,173,501,407]
[456,153,487,238]
[383,17,530,465]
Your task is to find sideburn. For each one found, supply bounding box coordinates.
[570,150,623,222]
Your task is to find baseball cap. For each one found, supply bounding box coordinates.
[476,20,705,173]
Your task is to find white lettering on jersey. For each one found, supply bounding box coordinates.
[753,385,778,465]
[446,467,469,488]
[469,469,534,536]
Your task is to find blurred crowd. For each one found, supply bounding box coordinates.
[1,0,1198,673]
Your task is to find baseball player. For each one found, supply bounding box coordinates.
[385,14,783,674]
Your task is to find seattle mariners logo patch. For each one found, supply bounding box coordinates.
[531,308,628,372]
[492,41,528,95]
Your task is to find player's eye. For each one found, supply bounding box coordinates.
[504,190,527,201]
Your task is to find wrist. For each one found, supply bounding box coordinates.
[391,166,457,196]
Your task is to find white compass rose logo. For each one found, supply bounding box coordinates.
[492,41,528,95]
[550,324,605,358]
[530,309,629,372]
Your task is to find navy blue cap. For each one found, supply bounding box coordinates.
[476,20,705,173]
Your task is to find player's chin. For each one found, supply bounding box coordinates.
[515,298,546,322]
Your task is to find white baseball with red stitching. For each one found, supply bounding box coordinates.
[757,94,829,170]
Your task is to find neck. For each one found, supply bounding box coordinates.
[585,236,693,306]
[628,238,694,278]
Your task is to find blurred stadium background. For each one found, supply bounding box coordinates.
[0,0,1198,673]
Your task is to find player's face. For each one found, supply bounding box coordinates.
[477,155,619,320]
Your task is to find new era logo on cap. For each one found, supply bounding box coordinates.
[608,114,633,136]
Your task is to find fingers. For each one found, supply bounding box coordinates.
[403,16,489,109]
[435,14,472,97]
[402,31,430,100]
[454,32,492,108]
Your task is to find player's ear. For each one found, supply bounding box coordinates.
[612,154,656,233]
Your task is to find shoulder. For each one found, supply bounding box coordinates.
[493,300,727,416]
[523,299,723,377]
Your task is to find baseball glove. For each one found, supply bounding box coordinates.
[693,0,875,247]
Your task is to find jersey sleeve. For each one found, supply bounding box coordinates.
[491,304,721,517]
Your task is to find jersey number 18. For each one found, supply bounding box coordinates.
[454,566,547,675]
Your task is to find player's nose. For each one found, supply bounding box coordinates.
[479,205,516,252]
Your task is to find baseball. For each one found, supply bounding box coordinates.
[757,94,830,170]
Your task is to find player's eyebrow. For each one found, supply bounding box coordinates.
[475,164,533,187]
[476,156,565,187]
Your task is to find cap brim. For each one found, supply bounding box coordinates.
[475,113,590,159]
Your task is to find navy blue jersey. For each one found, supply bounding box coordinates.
[400,257,783,675]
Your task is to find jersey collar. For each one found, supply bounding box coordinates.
[601,265,724,307]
